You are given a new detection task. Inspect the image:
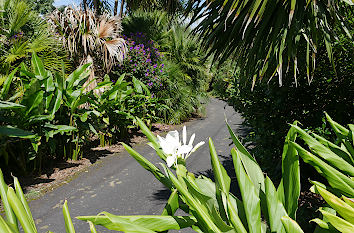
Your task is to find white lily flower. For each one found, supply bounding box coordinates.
[155,126,205,167]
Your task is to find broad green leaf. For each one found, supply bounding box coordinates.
[88,221,97,233]
[66,64,90,90]
[282,124,300,219]
[0,68,18,99]
[227,121,264,192]
[209,138,230,221]
[135,117,166,160]
[312,133,353,164]
[315,186,354,224]
[231,148,261,233]
[51,89,62,116]
[162,189,179,216]
[31,53,46,79]
[226,195,248,233]
[0,126,36,139]
[265,176,287,233]
[78,213,196,232]
[0,101,25,110]
[25,90,44,116]
[63,200,75,233]
[320,210,354,233]
[310,218,329,230]
[325,113,350,138]
[0,170,18,233]
[13,177,36,231]
[292,142,354,196]
[132,77,143,94]
[291,125,354,176]
[122,143,172,189]
[7,187,37,233]
[281,216,304,233]
[342,196,354,209]
[163,165,222,233]
[0,216,13,233]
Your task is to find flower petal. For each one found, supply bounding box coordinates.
[166,155,176,167]
[188,133,195,146]
[177,145,193,156]
[191,141,205,153]
[182,126,187,145]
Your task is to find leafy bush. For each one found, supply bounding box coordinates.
[121,10,210,123]
[115,32,165,93]
[0,53,168,175]
[79,118,304,232]
[213,31,354,179]
[0,0,68,75]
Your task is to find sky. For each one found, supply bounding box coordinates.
[53,0,79,7]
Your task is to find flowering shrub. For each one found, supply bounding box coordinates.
[115,32,165,92]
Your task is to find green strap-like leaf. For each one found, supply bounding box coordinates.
[0,170,18,233]
[231,148,261,233]
[315,186,354,224]
[281,216,304,233]
[123,143,172,189]
[13,177,36,231]
[291,125,354,177]
[0,68,18,100]
[281,123,300,219]
[227,121,264,193]
[319,210,354,233]
[7,187,37,233]
[63,200,75,233]
[265,176,287,233]
[292,142,354,197]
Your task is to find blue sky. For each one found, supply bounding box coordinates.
[53,0,79,7]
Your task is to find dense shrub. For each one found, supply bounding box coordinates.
[115,32,165,93]
[213,33,354,179]
[121,10,210,123]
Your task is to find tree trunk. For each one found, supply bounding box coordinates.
[83,0,87,11]
[119,0,125,18]
[93,0,99,15]
[114,0,118,15]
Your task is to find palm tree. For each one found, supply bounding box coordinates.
[187,0,353,86]
[48,6,127,92]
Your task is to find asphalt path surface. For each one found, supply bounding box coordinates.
[29,98,247,232]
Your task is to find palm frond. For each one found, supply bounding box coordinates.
[188,0,353,86]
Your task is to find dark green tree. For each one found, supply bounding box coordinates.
[28,0,55,14]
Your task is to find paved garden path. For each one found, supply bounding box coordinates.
[29,98,246,232]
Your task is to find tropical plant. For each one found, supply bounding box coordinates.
[187,0,353,86]
[311,185,354,233]
[0,168,98,233]
[0,53,93,174]
[121,10,209,123]
[287,114,354,233]
[28,0,55,14]
[117,32,165,93]
[48,6,127,90]
[291,113,354,197]
[0,0,68,76]
[78,118,304,232]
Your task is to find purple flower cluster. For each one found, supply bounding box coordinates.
[117,32,166,92]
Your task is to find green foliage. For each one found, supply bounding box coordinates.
[28,0,55,14]
[0,53,170,175]
[80,118,303,232]
[121,10,210,123]
[0,0,68,75]
[212,29,354,180]
[0,168,91,233]
[188,0,352,86]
